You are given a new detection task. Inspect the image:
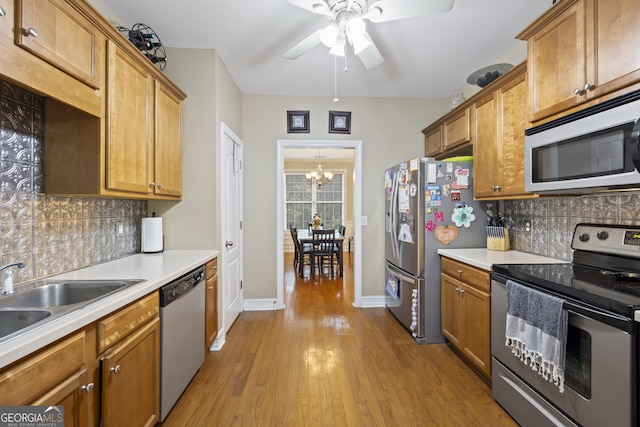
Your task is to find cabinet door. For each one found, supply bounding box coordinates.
[16,0,100,89]
[440,275,462,348]
[0,1,13,40]
[31,368,91,427]
[101,318,160,427]
[460,282,491,379]
[472,93,499,198]
[205,274,218,349]
[499,73,529,197]
[424,125,443,157]
[154,81,182,197]
[526,0,587,121]
[589,0,640,99]
[106,41,152,195]
[443,108,470,150]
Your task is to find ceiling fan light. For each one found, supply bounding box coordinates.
[346,18,366,40]
[320,23,339,47]
[312,2,329,14]
[352,36,371,54]
[367,5,382,20]
[329,36,346,56]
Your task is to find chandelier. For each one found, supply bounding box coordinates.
[306,151,333,190]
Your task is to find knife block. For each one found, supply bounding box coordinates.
[487,226,510,251]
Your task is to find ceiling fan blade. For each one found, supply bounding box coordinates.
[284,0,331,16]
[356,33,384,70]
[281,29,323,59]
[367,0,454,23]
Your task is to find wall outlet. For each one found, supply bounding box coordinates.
[116,220,124,236]
[361,216,368,226]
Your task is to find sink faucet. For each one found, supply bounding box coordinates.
[0,262,26,295]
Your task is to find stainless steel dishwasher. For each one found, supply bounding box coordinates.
[159,265,206,422]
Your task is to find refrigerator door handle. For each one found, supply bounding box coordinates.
[390,171,399,258]
[385,261,417,285]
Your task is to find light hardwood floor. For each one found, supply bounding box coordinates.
[159,252,517,426]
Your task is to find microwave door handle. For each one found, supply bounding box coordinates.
[632,118,640,170]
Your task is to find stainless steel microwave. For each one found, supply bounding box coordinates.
[524,92,640,194]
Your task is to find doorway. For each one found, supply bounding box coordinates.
[276,139,362,308]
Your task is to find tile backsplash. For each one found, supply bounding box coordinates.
[0,79,145,284]
[505,193,640,261]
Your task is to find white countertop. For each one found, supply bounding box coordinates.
[0,250,218,369]
[437,248,566,271]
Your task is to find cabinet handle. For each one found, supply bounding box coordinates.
[81,383,95,393]
[573,87,582,95]
[157,183,163,189]
[491,185,502,191]
[23,27,38,37]
[110,365,121,374]
[0,7,6,17]
[583,83,594,92]
[207,286,213,290]
[456,269,463,275]
[149,182,156,188]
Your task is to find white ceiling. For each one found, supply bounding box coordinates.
[98,0,553,100]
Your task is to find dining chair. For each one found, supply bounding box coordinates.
[311,229,336,278]
[291,227,312,278]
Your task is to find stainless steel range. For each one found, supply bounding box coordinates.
[491,223,640,427]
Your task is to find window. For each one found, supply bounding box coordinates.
[285,173,343,230]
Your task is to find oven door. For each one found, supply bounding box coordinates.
[491,278,635,427]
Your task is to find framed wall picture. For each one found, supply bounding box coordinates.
[329,111,351,134]
[287,110,310,133]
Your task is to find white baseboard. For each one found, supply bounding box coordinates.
[243,298,279,311]
[358,295,385,308]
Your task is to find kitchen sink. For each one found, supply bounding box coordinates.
[0,309,52,341]
[0,279,144,344]
[0,280,142,308]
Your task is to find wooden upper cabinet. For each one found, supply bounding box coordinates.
[519,0,640,123]
[154,82,183,197]
[424,125,443,157]
[106,40,152,195]
[423,107,471,158]
[473,63,534,200]
[443,107,470,151]
[16,0,101,89]
[0,1,13,40]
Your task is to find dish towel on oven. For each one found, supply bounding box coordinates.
[505,279,568,393]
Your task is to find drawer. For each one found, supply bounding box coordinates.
[441,257,490,292]
[97,292,159,353]
[0,331,85,404]
[206,258,218,278]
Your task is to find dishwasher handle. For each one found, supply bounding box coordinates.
[160,266,205,307]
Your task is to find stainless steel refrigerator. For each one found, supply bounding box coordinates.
[384,158,487,344]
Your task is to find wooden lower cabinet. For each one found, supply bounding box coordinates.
[32,368,90,427]
[206,257,219,350]
[0,331,91,424]
[441,257,491,380]
[101,318,160,427]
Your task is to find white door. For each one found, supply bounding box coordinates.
[221,123,243,335]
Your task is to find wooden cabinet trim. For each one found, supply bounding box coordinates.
[97,292,159,354]
[0,331,85,405]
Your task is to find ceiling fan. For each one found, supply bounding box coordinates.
[281,0,455,70]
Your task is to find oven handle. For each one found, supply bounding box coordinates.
[563,300,634,333]
[492,272,634,333]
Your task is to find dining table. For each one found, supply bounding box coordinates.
[297,229,344,277]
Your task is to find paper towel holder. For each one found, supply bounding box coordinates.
[142,213,164,253]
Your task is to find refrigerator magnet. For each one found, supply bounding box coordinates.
[451,205,476,228]
[409,183,417,197]
[450,190,461,202]
[434,225,458,245]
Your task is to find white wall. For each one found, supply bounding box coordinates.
[242,95,447,298]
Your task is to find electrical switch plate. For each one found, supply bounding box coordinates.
[116,221,124,236]
[361,216,368,226]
